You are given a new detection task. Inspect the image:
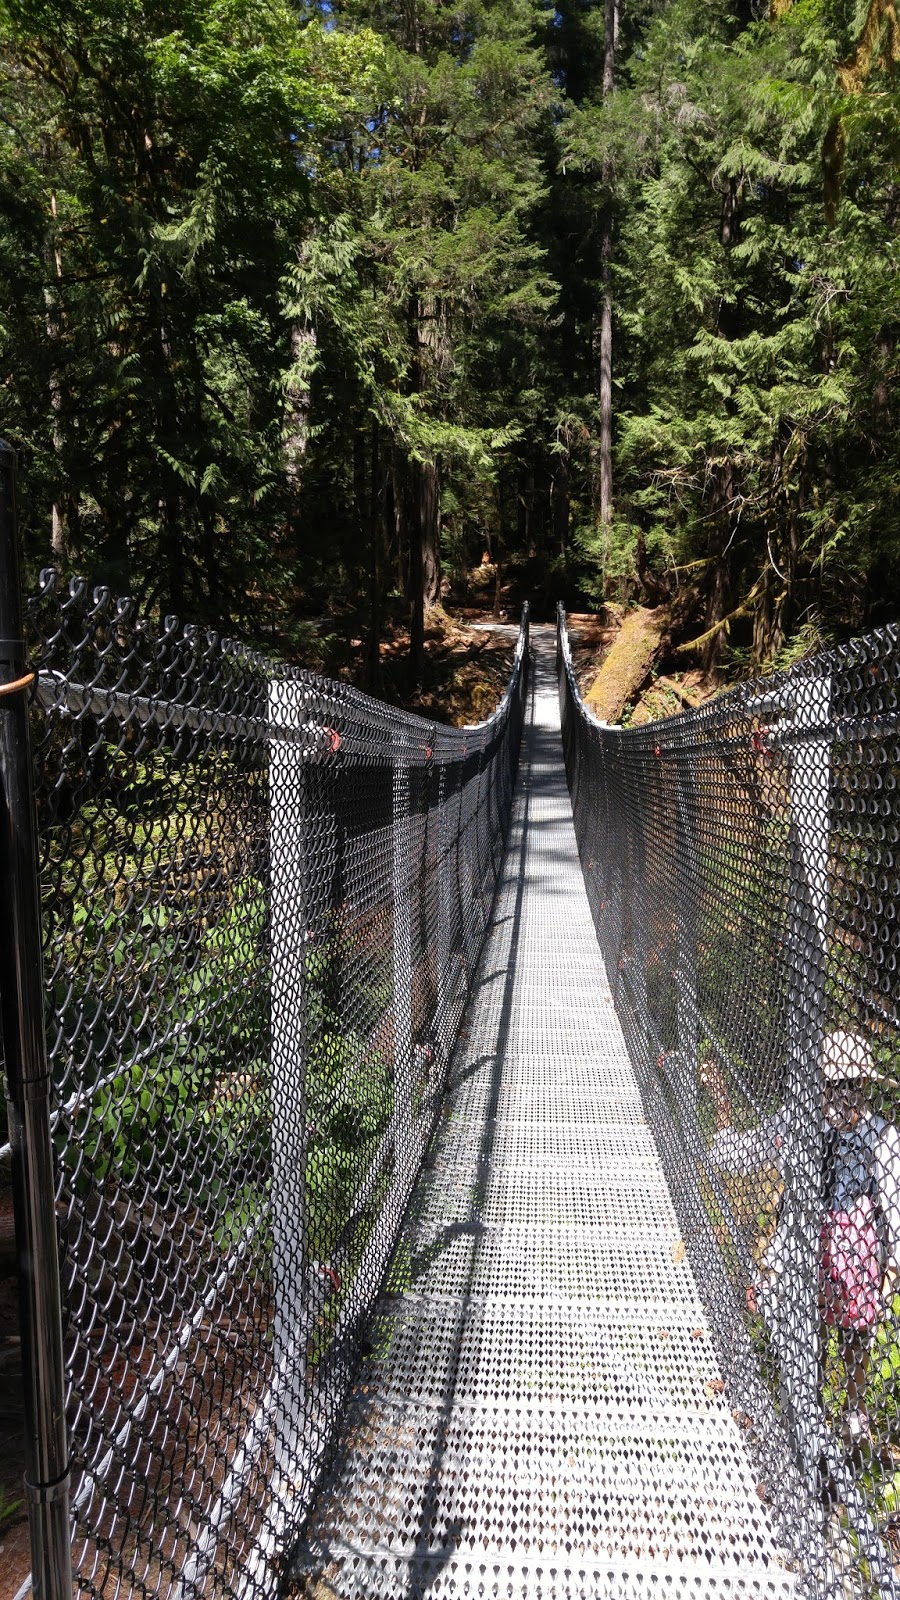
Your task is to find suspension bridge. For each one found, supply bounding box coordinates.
[290,629,794,1599]
[1,444,898,1600]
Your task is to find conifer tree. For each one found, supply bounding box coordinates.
[1,0,898,662]
[300,0,557,682]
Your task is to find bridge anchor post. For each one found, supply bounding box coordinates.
[392,736,414,1184]
[0,441,73,1600]
[749,673,832,1511]
[267,679,311,1469]
[783,673,832,1503]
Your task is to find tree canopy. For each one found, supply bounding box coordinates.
[1,0,898,682]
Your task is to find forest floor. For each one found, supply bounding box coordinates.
[303,593,719,729]
[386,607,520,725]
[299,603,522,726]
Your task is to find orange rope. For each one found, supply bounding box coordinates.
[0,671,35,697]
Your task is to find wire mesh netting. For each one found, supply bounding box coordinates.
[18,571,527,1598]
[558,604,900,1597]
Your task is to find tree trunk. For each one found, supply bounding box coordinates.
[407,453,440,689]
[353,425,366,542]
[365,421,384,695]
[585,605,669,722]
[553,456,570,559]
[43,178,68,560]
[388,452,403,597]
[753,430,801,669]
[597,0,619,548]
[702,174,743,676]
[752,568,775,669]
[557,313,576,562]
[150,286,184,615]
[702,555,730,677]
[421,457,440,609]
[405,288,440,685]
[635,530,667,605]
[408,460,425,692]
[702,456,733,677]
[598,250,613,535]
[158,494,184,617]
[284,324,316,488]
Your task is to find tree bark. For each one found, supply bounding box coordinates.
[405,290,440,685]
[585,605,669,722]
[365,420,384,694]
[158,494,184,616]
[553,455,570,559]
[43,176,68,560]
[421,456,440,609]
[388,452,403,596]
[701,554,730,676]
[703,456,734,677]
[635,530,667,605]
[408,463,424,692]
[284,323,316,488]
[598,249,613,534]
[597,0,619,546]
[702,174,743,676]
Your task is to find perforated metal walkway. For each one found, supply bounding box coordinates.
[292,629,795,1600]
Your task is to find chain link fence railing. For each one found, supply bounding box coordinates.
[0,451,528,1600]
[558,603,900,1597]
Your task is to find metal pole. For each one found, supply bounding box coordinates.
[0,441,72,1600]
[436,760,450,1027]
[267,678,310,1470]
[468,740,489,957]
[746,674,832,1506]
[391,736,413,1183]
[779,673,832,1501]
[674,727,699,1122]
[621,750,651,1076]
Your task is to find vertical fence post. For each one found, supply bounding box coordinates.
[620,754,652,1074]
[392,735,413,1184]
[267,679,309,1468]
[779,672,832,1500]
[745,673,832,1503]
[459,741,478,977]
[0,442,72,1600]
[470,737,490,950]
[674,729,699,1120]
[450,748,467,989]
[436,759,450,1028]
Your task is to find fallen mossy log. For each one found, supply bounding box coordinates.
[584,606,670,723]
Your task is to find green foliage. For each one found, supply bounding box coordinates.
[42,738,396,1300]
[601,0,900,663]
[1,0,898,662]
[61,875,268,1194]
[0,1484,23,1535]
[0,0,380,629]
[302,916,393,1258]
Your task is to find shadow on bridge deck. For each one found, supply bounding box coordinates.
[290,627,795,1600]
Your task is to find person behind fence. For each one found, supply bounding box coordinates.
[705,1029,900,1446]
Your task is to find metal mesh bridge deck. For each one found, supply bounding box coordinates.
[292,627,795,1599]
